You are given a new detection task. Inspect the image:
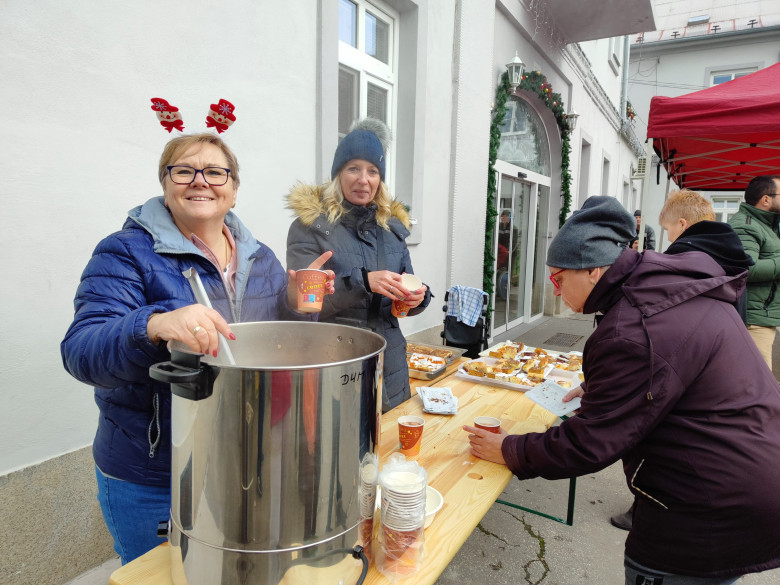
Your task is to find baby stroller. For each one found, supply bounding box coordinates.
[440,286,489,358]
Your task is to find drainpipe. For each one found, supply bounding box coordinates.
[620,35,629,123]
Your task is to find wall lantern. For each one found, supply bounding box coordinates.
[567,109,580,130]
[506,51,525,90]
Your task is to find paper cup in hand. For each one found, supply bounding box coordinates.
[295,269,327,313]
[401,274,422,293]
[398,415,425,455]
[392,274,422,318]
[474,416,501,434]
[391,299,409,318]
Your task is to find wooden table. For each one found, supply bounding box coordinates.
[110,369,557,585]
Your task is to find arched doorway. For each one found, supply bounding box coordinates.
[492,96,552,336]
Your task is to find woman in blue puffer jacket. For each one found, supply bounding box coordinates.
[61,133,333,564]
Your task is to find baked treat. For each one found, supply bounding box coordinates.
[464,361,489,377]
[407,343,454,360]
[408,353,446,372]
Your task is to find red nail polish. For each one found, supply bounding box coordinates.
[213,350,218,357]
[229,333,236,340]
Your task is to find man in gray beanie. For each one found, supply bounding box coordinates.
[547,195,636,270]
[465,195,780,583]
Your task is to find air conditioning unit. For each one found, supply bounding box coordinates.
[631,156,648,180]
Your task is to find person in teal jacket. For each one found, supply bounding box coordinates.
[62,133,333,564]
[728,175,780,370]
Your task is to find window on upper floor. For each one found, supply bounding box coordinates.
[711,198,741,222]
[710,67,757,86]
[608,36,623,75]
[338,0,398,178]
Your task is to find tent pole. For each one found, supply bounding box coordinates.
[658,172,673,250]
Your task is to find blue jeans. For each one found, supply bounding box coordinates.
[625,556,742,585]
[95,466,170,564]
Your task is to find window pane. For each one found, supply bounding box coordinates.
[497,98,550,175]
[712,74,732,85]
[338,67,358,138]
[365,11,389,64]
[339,0,357,47]
[367,82,388,123]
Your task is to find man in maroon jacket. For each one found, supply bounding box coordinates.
[465,196,780,584]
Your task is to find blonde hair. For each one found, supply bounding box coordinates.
[658,189,715,225]
[321,174,394,229]
[158,133,240,187]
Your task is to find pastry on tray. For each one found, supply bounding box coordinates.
[406,343,454,360]
[408,353,446,372]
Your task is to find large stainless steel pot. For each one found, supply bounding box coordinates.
[150,321,385,585]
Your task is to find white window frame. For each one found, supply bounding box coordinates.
[711,197,741,222]
[338,0,399,189]
[608,37,622,75]
[709,67,757,86]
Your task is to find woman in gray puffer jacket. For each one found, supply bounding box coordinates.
[286,119,431,411]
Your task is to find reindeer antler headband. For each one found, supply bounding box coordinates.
[151,98,237,134]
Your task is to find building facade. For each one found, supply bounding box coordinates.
[628,0,780,249]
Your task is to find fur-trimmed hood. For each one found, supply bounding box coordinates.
[285,182,412,230]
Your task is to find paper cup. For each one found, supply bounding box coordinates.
[398,415,425,455]
[474,416,501,434]
[424,486,443,529]
[391,299,409,318]
[295,269,327,313]
[401,273,422,293]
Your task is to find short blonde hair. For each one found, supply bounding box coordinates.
[158,133,240,187]
[658,189,715,225]
[321,174,394,229]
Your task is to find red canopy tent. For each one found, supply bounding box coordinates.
[647,62,780,192]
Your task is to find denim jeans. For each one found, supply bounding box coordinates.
[95,466,170,565]
[625,556,742,585]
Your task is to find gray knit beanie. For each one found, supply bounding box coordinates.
[547,196,636,269]
[331,118,391,181]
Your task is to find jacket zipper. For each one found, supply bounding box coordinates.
[233,257,255,321]
[763,281,777,314]
[148,393,160,458]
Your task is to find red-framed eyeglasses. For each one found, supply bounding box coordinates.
[549,269,566,290]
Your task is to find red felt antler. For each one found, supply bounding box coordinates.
[151,98,185,133]
[205,99,236,134]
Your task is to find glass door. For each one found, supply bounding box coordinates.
[530,184,550,316]
[492,165,550,337]
[493,175,531,334]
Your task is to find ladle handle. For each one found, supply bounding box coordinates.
[182,267,236,365]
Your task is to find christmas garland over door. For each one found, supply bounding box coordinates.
[484,71,572,300]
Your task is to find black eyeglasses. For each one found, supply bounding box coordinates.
[167,165,231,186]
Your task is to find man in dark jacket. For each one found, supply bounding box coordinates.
[465,196,780,583]
[630,209,656,250]
[729,175,780,371]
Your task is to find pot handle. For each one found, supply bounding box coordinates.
[149,361,216,401]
